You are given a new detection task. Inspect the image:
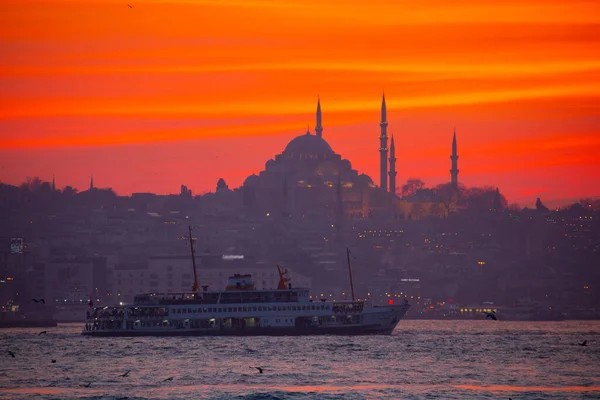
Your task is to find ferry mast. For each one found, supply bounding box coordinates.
[188,225,199,292]
[346,248,356,301]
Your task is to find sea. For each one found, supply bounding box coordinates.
[1,321,599,400]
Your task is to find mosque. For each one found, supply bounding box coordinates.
[210,95,458,220]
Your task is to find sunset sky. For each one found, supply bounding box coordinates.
[1,0,599,206]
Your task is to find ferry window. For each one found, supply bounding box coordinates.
[218,308,221,312]
[187,308,192,313]
[228,308,232,312]
[287,306,291,311]
[203,308,207,312]
[258,306,263,311]
[302,306,306,310]
[277,306,282,311]
[253,307,257,312]
[243,307,247,312]
[233,308,238,312]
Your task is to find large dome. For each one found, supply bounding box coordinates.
[283,133,334,156]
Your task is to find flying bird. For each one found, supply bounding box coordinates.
[484,310,497,321]
[252,367,264,374]
[580,340,587,346]
[32,298,45,304]
[162,377,174,382]
[81,382,92,388]
[39,331,47,335]
[128,4,132,8]
[51,359,56,363]
[120,370,131,377]
[7,350,15,358]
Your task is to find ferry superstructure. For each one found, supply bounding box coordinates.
[81,227,409,337]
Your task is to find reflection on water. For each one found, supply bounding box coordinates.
[1,321,599,399]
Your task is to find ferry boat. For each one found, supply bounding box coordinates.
[81,227,410,337]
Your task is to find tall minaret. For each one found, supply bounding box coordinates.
[450,129,459,189]
[90,174,94,190]
[379,93,388,191]
[388,134,397,195]
[315,97,323,139]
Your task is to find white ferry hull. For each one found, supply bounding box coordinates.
[82,305,409,337]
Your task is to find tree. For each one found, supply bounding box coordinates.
[21,176,44,193]
[433,183,460,214]
[428,202,445,218]
[492,187,505,211]
[400,178,425,198]
[180,184,192,197]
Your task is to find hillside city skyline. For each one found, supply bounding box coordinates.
[3,96,598,209]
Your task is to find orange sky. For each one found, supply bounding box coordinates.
[1,0,600,206]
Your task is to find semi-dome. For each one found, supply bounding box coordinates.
[243,174,260,187]
[283,133,333,156]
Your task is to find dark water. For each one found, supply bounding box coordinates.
[1,321,599,399]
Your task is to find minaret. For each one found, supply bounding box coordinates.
[90,174,94,190]
[450,129,459,189]
[315,97,323,139]
[379,93,389,191]
[388,134,397,195]
[51,174,56,192]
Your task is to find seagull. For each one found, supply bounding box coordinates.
[120,370,131,377]
[51,359,56,363]
[580,340,587,346]
[128,4,132,7]
[162,377,174,382]
[7,350,15,358]
[81,382,92,388]
[32,298,45,304]
[39,331,47,335]
[252,367,264,374]
[484,310,497,321]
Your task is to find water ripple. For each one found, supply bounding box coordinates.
[0,321,598,399]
